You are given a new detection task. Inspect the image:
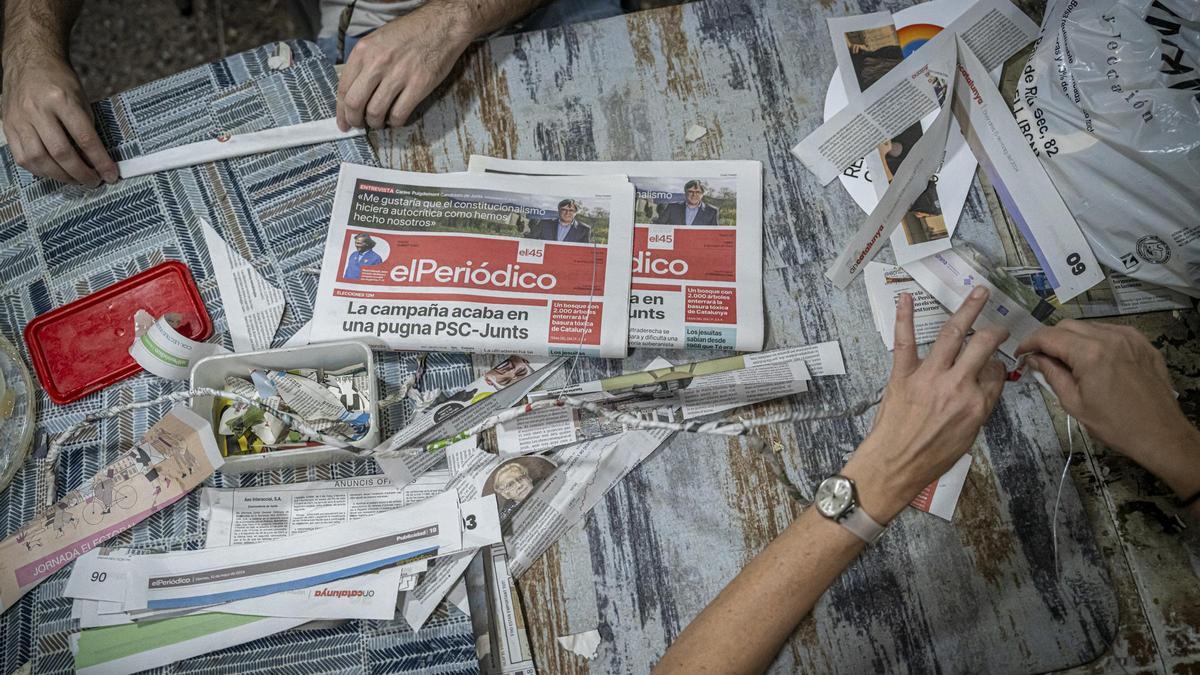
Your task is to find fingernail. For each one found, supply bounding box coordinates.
[970,286,988,299]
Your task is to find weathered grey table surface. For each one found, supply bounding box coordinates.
[371,0,1199,672]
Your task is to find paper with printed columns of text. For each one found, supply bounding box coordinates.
[121,490,499,611]
[799,2,1105,301]
[468,156,765,352]
[310,164,635,357]
[199,219,286,352]
[198,470,451,547]
[793,0,1038,184]
[864,261,949,350]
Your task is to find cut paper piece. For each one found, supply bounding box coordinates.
[0,407,222,612]
[558,629,602,659]
[864,261,948,350]
[910,453,971,521]
[72,613,306,675]
[448,578,470,616]
[685,124,708,142]
[199,220,285,352]
[267,42,293,70]
[129,310,228,380]
[117,118,365,178]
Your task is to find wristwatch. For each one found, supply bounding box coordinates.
[814,474,887,543]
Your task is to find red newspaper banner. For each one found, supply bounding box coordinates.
[548,301,603,346]
[338,232,608,297]
[685,286,737,324]
[633,227,736,283]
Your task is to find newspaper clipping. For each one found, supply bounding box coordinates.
[311,165,635,357]
[468,156,764,352]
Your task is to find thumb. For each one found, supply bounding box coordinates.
[1025,354,1083,412]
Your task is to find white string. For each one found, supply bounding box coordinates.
[1051,414,1076,579]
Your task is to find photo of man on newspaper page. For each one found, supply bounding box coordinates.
[310,165,634,357]
[467,156,763,352]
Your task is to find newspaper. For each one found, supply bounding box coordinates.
[371,357,562,488]
[310,164,635,357]
[824,0,998,265]
[796,1,1106,302]
[903,248,1046,358]
[0,407,223,613]
[467,156,764,352]
[198,470,451,547]
[199,219,285,352]
[864,261,949,350]
[494,351,821,457]
[505,429,674,576]
[535,340,845,399]
[484,544,537,675]
[793,0,1038,184]
[120,490,499,611]
[999,266,1191,319]
[911,453,972,521]
[73,614,307,675]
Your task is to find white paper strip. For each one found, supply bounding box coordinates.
[117,118,364,178]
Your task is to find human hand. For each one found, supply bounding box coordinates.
[1019,320,1200,499]
[336,6,475,131]
[843,287,1009,522]
[1,54,118,186]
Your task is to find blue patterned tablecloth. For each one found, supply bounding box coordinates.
[0,41,479,674]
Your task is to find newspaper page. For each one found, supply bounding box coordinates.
[199,470,451,547]
[793,0,1039,184]
[864,261,949,350]
[122,490,499,611]
[0,407,223,612]
[468,156,764,352]
[999,266,1191,319]
[494,351,822,456]
[903,248,1046,358]
[485,544,537,675]
[310,164,635,357]
[199,219,285,352]
[825,0,1003,265]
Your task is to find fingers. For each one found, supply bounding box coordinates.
[31,116,100,186]
[336,59,364,132]
[340,65,381,130]
[1017,325,1092,371]
[364,74,404,129]
[978,359,1005,408]
[892,292,919,376]
[387,83,426,128]
[953,326,1009,378]
[927,286,989,370]
[14,126,75,184]
[59,105,118,184]
[1025,354,1083,411]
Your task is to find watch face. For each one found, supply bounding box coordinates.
[816,476,853,518]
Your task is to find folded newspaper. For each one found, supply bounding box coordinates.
[311,165,635,357]
[468,157,764,352]
[793,0,1107,303]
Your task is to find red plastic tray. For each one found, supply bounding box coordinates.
[24,261,212,404]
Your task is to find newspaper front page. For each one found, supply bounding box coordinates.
[311,164,634,357]
[468,156,764,352]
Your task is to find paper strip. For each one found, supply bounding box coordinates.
[117,118,364,178]
[129,311,227,381]
[199,220,285,352]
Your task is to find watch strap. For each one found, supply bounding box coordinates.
[838,504,887,544]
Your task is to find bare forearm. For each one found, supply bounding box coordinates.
[3,0,80,65]
[654,508,865,674]
[430,0,549,39]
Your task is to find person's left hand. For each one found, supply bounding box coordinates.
[336,7,475,131]
[842,288,1009,523]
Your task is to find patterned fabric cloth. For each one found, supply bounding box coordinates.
[0,41,478,674]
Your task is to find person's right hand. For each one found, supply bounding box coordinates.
[1,54,118,187]
[1019,320,1200,499]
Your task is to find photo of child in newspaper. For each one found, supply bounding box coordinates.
[634,176,737,226]
[347,181,612,245]
[482,456,557,526]
[842,24,948,247]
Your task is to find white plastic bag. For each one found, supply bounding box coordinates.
[1014,0,1200,297]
